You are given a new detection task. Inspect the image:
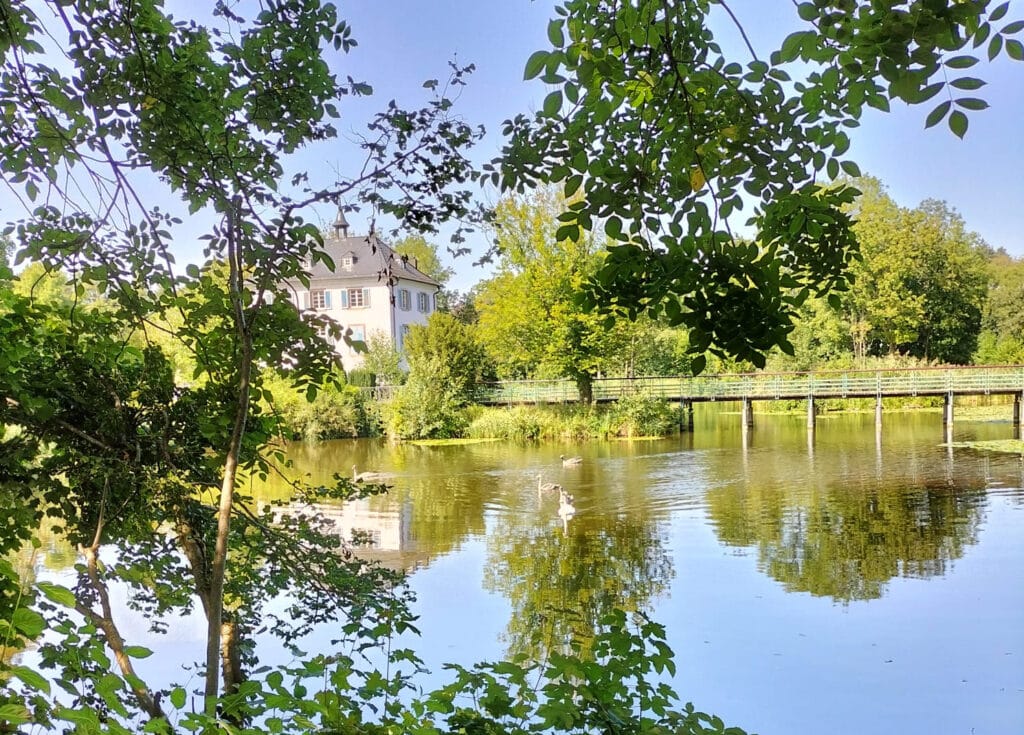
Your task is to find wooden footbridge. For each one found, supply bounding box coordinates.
[464,365,1024,434]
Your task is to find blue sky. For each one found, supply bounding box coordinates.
[4,1,1022,293]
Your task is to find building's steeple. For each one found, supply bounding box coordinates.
[332,208,350,238]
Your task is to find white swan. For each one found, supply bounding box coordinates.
[537,474,561,493]
[560,454,583,466]
[352,465,389,483]
[557,489,576,517]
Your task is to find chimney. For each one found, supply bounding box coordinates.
[332,208,350,238]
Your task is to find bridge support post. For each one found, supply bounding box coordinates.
[1015,392,1022,441]
[678,400,694,432]
[943,392,954,444]
[806,397,816,431]
[875,395,883,428]
[741,397,754,428]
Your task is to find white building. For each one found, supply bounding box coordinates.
[286,212,440,371]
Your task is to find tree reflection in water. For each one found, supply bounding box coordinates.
[706,480,986,602]
[483,514,673,661]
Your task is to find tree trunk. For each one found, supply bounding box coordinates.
[204,202,253,713]
[576,372,593,404]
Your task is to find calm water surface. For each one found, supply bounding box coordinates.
[263,408,1024,735]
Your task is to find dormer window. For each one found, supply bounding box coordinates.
[341,252,355,270]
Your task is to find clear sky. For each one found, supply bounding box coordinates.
[321,0,1024,292]
[4,1,1022,293]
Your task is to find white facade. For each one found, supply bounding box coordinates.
[286,224,440,372]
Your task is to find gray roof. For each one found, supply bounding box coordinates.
[300,232,440,288]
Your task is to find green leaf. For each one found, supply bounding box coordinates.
[524,50,549,80]
[988,34,1003,60]
[11,665,50,694]
[0,704,32,725]
[690,354,707,375]
[948,109,969,139]
[1000,20,1024,34]
[604,216,623,240]
[12,608,45,638]
[944,54,979,69]
[170,687,187,709]
[124,645,153,659]
[840,160,861,178]
[955,97,989,111]
[564,174,582,198]
[547,20,564,47]
[780,31,807,62]
[543,90,563,117]
[949,77,985,90]
[914,81,944,103]
[796,3,816,21]
[990,2,1010,22]
[925,100,951,128]
[1007,39,1024,60]
[555,223,579,242]
[37,581,76,607]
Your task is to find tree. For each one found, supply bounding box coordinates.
[0,0,482,725]
[845,179,989,363]
[361,330,406,385]
[392,233,455,286]
[383,311,490,438]
[494,0,1023,371]
[976,250,1024,363]
[475,188,637,400]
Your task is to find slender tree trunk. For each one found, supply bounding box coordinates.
[204,202,253,713]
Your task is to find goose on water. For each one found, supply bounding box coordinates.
[537,474,561,493]
[352,465,389,483]
[560,454,583,466]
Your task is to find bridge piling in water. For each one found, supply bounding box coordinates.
[807,397,816,431]
[741,397,754,428]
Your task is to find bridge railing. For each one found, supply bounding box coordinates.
[366,366,1024,405]
[467,366,1024,404]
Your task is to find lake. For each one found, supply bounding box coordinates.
[261,407,1024,735]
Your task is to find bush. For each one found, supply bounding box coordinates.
[262,370,379,441]
[382,377,467,439]
[607,391,675,437]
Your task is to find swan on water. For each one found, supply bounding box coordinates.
[560,454,583,466]
[558,489,576,517]
[352,465,389,483]
[538,474,561,493]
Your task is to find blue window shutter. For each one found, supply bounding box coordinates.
[340,289,348,308]
[363,288,370,306]
[324,290,332,308]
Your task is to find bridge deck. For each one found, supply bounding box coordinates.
[462,366,1024,406]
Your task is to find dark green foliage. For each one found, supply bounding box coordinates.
[494,0,1022,370]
